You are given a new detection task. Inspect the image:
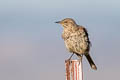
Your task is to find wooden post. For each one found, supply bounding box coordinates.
[65,60,83,80]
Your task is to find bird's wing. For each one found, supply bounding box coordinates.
[78,25,92,47]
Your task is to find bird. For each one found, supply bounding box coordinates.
[55,18,97,70]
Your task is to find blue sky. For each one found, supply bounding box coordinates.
[0,0,120,80]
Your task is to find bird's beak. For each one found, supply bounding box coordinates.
[55,21,61,24]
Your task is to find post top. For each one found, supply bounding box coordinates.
[65,59,82,63]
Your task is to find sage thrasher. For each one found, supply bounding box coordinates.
[55,18,97,70]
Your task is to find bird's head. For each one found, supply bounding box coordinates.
[55,18,77,28]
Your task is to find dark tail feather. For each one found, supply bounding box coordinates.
[85,54,97,70]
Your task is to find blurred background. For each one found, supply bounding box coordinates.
[0,0,120,80]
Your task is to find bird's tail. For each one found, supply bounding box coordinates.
[85,53,97,70]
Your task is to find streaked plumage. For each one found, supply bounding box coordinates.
[56,18,97,70]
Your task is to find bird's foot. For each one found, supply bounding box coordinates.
[66,57,71,61]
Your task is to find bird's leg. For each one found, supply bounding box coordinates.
[67,53,74,61]
[79,54,83,61]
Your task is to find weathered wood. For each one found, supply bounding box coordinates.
[65,60,83,80]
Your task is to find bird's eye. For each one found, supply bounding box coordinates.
[64,21,67,23]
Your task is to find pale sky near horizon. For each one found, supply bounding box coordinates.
[0,0,120,80]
